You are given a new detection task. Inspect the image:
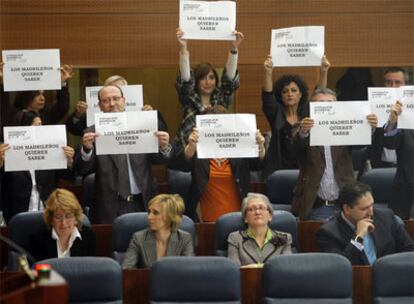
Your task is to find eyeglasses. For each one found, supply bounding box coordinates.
[53,213,75,221]
[246,205,269,213]
[100,95,123,104]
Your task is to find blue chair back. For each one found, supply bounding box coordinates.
[265,170,299,211]
[360,168,396,207]
[38,257,122,304]
[372,252,414,304]
[149,256,241,304]
[262,253,353,304]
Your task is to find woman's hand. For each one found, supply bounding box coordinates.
[63,146,75,168]
[0,143,10,168]
[231,31,244,51]
[176,28,187,52]
[300,117,314,134]
[320,55,331,72]
[60,64,74,85]
[184,128,199,160]
[255,130,266,159]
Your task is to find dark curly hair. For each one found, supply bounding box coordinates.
[273,74,309,118]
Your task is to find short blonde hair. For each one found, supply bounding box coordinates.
[43,188,84,229]
[104,75,128,86]
[148,194,185,232]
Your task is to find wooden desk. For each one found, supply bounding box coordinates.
[0,271,68,304]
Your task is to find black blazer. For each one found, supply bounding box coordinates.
[316,208,414,265]
[1,169,74,223]
[29,225,96,262]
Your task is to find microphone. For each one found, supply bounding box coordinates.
[0,233,37,280]
[0,233,36,264]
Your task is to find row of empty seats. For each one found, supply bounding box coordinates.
[38,252,414,304]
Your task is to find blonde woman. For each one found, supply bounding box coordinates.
[122,194,194,269]
[29,188,96,261]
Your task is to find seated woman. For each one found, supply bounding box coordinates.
[29,188,96,261]
[262,55,330,177]
[227,193,292,267]
[122,194,194,269]
[1,111,75,222]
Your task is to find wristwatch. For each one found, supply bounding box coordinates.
[354,235,363,244]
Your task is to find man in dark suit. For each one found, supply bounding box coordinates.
[75,84,172,224]
[369,67,408,168]
[316,182,414,265]
[383,100,414,219]
[291,88,378,220]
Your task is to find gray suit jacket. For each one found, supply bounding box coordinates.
[227,229,292,266]
[75,125,171,224]
[122,228,194,269]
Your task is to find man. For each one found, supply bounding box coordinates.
[65,75,168,136]
[291,88,378,220]
[369,67,408,168]
[383,100,414,219]
[75,84,172,224]
[316,182,414,265]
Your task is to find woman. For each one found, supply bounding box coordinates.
[1,111,75,222]
[227,193,292,267]
[12,65,73,126]
[29,188,96,261]
[122,194,194,269]
[180,125,266,222]
[262,55,330,177]
[174,28,244,150]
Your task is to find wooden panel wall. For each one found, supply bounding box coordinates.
[1,0,413,131]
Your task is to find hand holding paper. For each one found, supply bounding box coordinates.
[176,28,188,51]
[75,101,87,118]
[155,131,170,151]
[231,31,244,51]
[62,146,75,168]
[300,117,314,134]
[366,114,378,129]
[82,132,97,152]
[60,64,74,85]
[0,143,10,168]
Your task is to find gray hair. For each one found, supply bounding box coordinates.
[104,75,128,86]
[310,87,337,101]
[241,193,274,219]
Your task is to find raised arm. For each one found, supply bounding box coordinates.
[177,28,190,82]
[317,55,331,89]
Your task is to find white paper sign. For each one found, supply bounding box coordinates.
[2,49,61,91]
[179,0,236,40]
[3,125,67,171]
[196,114,257,158]
[95,111,158,155]
[86,85,144,126]
[368,87,399,127]
[310,101,371,146]
[398,86,414,129]
[270,26,325,67]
